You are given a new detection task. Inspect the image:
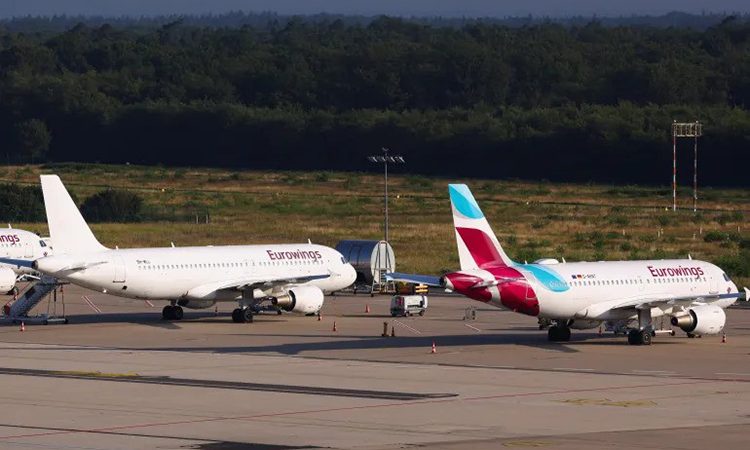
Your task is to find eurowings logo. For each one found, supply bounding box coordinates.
[0,234,20,244]
[267,249,322,262]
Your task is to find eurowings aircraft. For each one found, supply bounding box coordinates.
[3,175,356,322]
[389,184,747,345]
[0,226,52,294]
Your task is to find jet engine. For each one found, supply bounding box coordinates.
[272,286,324,314]
[177,299,216,310]
[0,266,17,294]
[671,305,726,335]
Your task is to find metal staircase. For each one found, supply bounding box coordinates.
[2,276,67,324]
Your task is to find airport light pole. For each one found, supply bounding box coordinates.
[671,121,703,212]
[367,148,405,243]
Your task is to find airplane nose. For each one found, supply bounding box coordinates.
[346,264,357,286]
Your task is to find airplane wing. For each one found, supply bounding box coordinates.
[579,290,743,319]
[385,272,442,287]
[610,291,742,311]
[215,273,331,291]
[0,257,34,268]
[185,273,331,299]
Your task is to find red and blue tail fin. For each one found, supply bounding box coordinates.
[449,184,513,270]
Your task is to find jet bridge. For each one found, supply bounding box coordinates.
[1,275,67,325]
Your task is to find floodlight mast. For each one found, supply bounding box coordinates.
[367,148,405,243]
[671,121,702,212]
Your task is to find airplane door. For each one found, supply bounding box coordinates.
[24,242,33,258]
[709,275,719,294]
[113,256,126,283]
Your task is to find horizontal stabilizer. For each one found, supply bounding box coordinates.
[385,272,442,287]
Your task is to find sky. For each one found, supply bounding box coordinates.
[1,0,749,19]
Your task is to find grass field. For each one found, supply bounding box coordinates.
[2,163,748,287]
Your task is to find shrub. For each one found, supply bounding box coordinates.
[0,183,45,222]
[80,189,143,222]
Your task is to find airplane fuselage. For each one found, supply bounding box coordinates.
[35,243,356,303]
[444,259,739,320]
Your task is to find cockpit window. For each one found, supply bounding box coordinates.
[39,240,47,247]
[341,256,348,264]
[723,273,730,282]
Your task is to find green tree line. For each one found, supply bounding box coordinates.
[1,17,749,184]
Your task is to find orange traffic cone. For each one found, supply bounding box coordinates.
[332,321,337,332]
[365,304,370,314]
[722,333,726,343]
[598,325,602,335]
[19,322,25,332]
[431,341,436,354]
[317,313,322,321]
[390,325,396,337]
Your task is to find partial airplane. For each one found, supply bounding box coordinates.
[2,175,356,322]
[0,226,52,295]
[389,184,747,345]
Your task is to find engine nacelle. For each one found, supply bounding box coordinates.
[0,266,17,294]
[177,299,216,310]
[272,285,324,314]
[671,305,726,335]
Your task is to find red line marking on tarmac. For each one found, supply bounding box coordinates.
[0,379,717,440]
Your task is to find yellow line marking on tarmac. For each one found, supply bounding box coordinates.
[559,398,656,408]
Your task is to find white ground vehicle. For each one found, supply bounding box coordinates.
[390,295,428,317]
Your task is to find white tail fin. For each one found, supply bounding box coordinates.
[41,175,107,254]
[449,184,513,270]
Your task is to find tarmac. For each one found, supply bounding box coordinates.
[0,284,749,449]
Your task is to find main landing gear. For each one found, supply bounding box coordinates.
[547,324,571,342]
[627,329,652,345]
[162,305,184,320]
[232,308,253,323]
[628,308,653,346]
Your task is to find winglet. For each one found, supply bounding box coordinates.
[744,287,749,302]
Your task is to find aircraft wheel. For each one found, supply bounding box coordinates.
[628,329,652,345]
[242,308,254,323]
[173,306,184,320]
[231,308,243,323]
[640,329,652,345]
[162,305,174,320]
[548,326,570,342]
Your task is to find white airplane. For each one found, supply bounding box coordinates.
[3,175,356,322]
[0,226,52,295]
[389,184,747,345]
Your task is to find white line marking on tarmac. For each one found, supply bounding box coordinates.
[393,320,421,334]
[464,323,481,333]
[553,368,595,372]
[631,370,674,374]
[81,296,102,313]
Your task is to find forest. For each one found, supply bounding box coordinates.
[1,15,749,185]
